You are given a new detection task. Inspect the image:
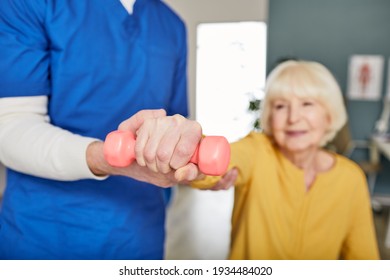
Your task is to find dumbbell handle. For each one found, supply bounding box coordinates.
[103,130,230,176]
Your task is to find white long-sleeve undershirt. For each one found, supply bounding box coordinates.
[0,96,106,181]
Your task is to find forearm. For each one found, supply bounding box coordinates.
[0,97,205,186]
[0,96,105,181]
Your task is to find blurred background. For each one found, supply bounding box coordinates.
[1,0,390,259]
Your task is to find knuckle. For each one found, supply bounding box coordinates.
[171,114,185,126]
[186,120,202,135]
[175,144,192,159]
[143,150,155,164]
[193,121,202,135]
[156,149,171,165]
[156,109,167,117]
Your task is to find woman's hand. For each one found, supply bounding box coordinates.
[208,168,238,191]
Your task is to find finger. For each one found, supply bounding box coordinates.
[174,163,200,182]
[210,168,238,190]
[221,168,238,189]
[133,119,155,167]
[155,127,180,174]
[169,117,202,170]
[133,134,147,167]
[118,109,166,133]
[142,117,176,173]
[124,163,178,187]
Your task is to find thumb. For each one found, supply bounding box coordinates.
[174,163,200,182]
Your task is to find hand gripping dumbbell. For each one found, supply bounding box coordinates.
[103,130,231,176]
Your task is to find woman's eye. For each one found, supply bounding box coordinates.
[302,101,313,106]
[274,104,285,110]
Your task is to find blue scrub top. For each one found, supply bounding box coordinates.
[0,0,188,259]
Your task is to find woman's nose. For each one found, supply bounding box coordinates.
[288,104,300,123]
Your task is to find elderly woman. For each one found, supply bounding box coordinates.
[191,60,379,260]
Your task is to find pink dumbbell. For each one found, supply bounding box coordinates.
[103,130,230,176]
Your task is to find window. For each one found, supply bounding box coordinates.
[196,21,267,141]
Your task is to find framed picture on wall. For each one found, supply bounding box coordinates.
[347,55,384,101]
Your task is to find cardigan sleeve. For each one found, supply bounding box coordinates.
[341,170,380,259]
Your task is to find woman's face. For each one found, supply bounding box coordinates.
[270,94,330,153]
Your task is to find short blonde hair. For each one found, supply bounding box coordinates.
[260,60,347,146]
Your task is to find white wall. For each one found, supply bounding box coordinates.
[163,0,268,259]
